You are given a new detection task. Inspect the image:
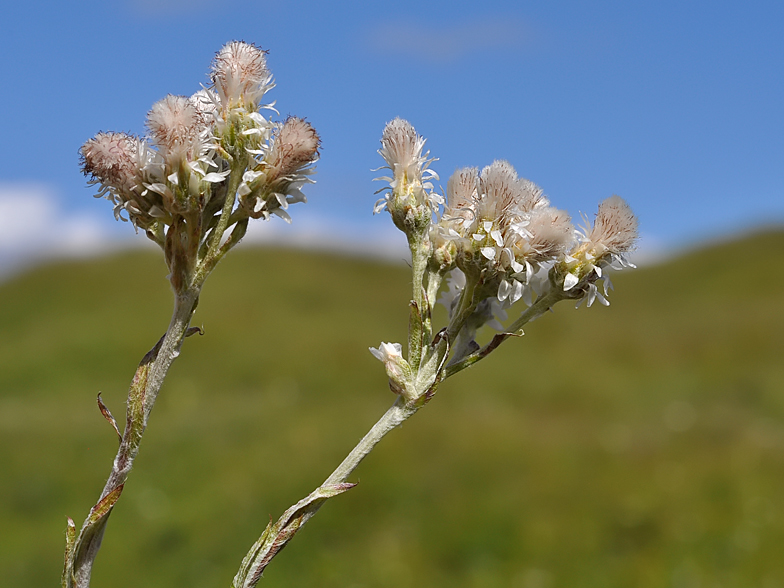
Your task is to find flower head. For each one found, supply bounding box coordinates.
[373,118,441,233]
[237,116,320,222]
[588,194,639,256]
[266,116,321,179]
[146,95,210,161]
[81,132,168,228]
[369,342,412,396]
[557,195,638,306]
[211,41,273,110]
[81,132,140,192]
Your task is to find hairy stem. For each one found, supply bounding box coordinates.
[67,288,200,588]
[324,397,418,485]
[444,286,566,378]
[235,396,420,587]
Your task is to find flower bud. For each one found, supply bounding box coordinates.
[369,342,412,396]
[588,195,639,257]
[237,117,320,222]
[146,95,204,156]
[211,41,272,109]
[373,118,441,235]
[555,195,638,307]
[266,117,320,180]
[81,132,140,192]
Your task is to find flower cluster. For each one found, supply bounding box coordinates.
[371,118,638,374]
[433,160,575,306]
[373,118,442,236]
[81,41,320,288]
[81,41,320,290]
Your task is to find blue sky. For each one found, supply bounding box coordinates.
[1,0,782,272]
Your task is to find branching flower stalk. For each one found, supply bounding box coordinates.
[65,39,638,588]
[63,42,320,588]
[232,119,639,586]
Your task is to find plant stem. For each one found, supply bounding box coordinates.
[235,396,420,587]
[407,233,430,370]
[444,286,566,378]
[323,396,417,486]
[68,287,200,588]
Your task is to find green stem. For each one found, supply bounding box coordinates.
[234,396,420,588]
[444,286,566,378]
[407,233,430,371]
[67,288,201,588]
[194,161,245,286]
[445,270,480,342]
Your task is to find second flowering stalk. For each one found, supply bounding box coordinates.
[231,118,639,586]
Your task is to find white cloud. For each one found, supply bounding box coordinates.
[242,210,410,262]
[0,183,134,277]
[366,16,535,63]
[0,182,412,280]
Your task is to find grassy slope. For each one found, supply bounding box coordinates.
[1,230,783,588]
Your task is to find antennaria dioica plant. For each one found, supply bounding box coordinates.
[64,41,638,588]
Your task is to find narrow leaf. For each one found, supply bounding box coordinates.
[62,518,77,588]
[234,483,356,588]
[96,394,121,442]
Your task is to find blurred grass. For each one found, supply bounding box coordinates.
[1,229,783,588]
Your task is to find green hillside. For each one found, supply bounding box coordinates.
[1,229,783,588]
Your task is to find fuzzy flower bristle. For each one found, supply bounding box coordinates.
[211,41,271,108]
[379,118,424,177]
[522,206,574,262]
[446,167,478,210]
[477,160,521,222]
[589,194,639,255]
[81,132,140,190]
[373,117,441,224]
[146,95,204,154]
[444,167,478,227]
[267,117,320,178]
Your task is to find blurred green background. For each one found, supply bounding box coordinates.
[1,230,783,588]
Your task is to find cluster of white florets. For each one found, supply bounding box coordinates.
[373,118,443,235]
[81,41,319,239]
[374,118,639,315]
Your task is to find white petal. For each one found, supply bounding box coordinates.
[203,172,229,183]
[481,247,496,260]
[243,170,263,182]
[273,208,292,223]
[498,280,511,301]
[510,280,523,303]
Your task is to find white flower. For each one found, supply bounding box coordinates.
[81,132,168,228]
[238,117,320,222]
[587,194,639,257]
[559,195,638,305]
[369,342,411,395]
[369,341,403,364]
[146,95,214,168]
[443,167,479,233]
[210,41,273,110]
[373,118,441,216]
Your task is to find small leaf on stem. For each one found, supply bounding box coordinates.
[97,393,121,442]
